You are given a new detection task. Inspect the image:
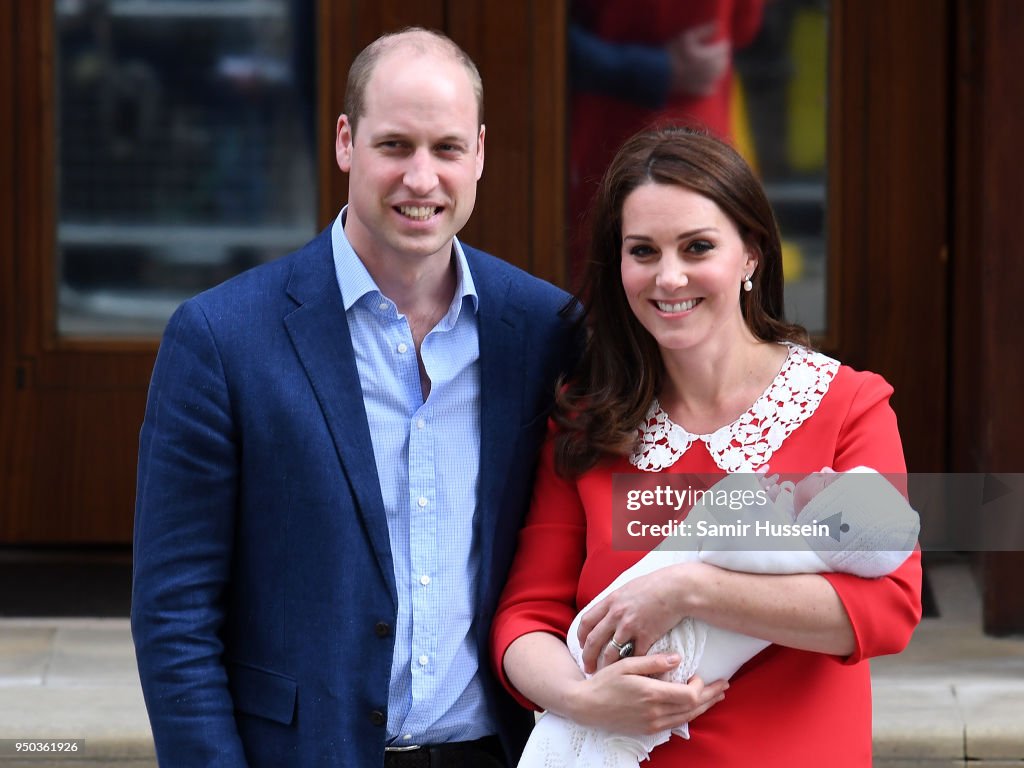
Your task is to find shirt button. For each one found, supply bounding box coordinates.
[418,655,429,667]
[403,734,413,742]
[370,709,386,726]
[417,496,428,508]
[378,301,388,311]
[419,575,430,586]
[416,418,426,430]
[374,621,391,637]
[397,342,408,354]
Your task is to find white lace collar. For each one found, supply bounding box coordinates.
[629,345,839,473]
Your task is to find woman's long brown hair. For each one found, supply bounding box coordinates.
[554,126,808,477]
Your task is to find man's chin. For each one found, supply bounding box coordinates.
[386,233,455,261]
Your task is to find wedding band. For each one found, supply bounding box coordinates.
[609,638,634,659]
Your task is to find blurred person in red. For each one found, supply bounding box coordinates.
[569,0,765,279]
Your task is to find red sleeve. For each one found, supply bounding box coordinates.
[731,0,766,49]
[490,423,588,710]
[821,371,923,663]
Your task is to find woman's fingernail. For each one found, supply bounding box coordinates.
[665,654,681,665]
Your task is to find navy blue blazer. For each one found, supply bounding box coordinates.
[132,228,578,766]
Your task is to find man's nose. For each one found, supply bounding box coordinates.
[403,150,439,195]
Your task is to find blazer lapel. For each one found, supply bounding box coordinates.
[283,232,396,606]
[471,251,526,589]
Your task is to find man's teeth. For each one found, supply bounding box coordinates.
[656,298,700,313]
[398,205,437,221]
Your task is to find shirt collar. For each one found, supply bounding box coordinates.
[331,207,479,316]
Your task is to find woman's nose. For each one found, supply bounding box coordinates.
[655,258,688,290]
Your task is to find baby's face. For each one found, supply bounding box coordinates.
[793,469,838,514]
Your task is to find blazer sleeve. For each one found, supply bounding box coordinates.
[821,371,923,664]
[491,424,589,710]
[131,299,249,766]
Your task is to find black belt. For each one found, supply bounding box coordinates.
[383,735,505,768]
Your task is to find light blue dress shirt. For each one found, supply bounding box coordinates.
[331,212,495,746]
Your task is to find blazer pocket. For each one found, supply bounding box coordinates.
[227,660,298,726]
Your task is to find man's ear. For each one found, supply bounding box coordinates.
[475,124,485,181]
[336,114,354,172]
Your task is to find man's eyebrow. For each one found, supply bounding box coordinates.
[367,131,471,146]
[369,131,408,142]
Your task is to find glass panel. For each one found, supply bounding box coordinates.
[567,0,828,334]
[55,0,317,336]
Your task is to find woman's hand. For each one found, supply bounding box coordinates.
[502,631,727,735]
[566,654,728,735]
[577,563,703,674]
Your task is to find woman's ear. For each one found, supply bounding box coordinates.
[744,248,759,279]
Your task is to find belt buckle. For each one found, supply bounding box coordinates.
[385,744,422,752]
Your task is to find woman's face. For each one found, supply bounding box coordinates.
[619,182,757,357]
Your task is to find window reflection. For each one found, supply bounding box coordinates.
[568,0,827,333]
[55,0,316,336]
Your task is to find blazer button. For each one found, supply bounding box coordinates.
[374,621,391,638]
[370,710,386,727]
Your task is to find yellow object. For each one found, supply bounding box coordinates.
[730,76,759,176]
[787,7,827,172]
[781,239,805,282]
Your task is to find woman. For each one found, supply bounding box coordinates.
[492,127,921,767]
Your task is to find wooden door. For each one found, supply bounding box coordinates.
[832,0,1024,632]
[827,0,950,474]
[950,0,1024,635]
[2,2,157,542]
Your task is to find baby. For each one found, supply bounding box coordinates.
[517,468,920,768]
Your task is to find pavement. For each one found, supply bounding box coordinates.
[871,559,1024,767]
[0,559,1021,766]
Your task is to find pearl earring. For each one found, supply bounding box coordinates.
[742,274,753,292]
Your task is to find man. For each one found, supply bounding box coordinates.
[132,28,577,767]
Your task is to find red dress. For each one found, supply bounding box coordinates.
[492,350,922,767]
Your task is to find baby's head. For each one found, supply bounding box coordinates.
[761,467,838,518]
[793,467,838,515]
[796,469,919,578]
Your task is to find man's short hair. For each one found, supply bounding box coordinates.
[343,27,484,134]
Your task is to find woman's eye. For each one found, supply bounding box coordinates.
[628,245,656,257]
[688,239,714,255]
